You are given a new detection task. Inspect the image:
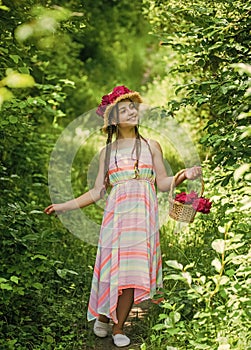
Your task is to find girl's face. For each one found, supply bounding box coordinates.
[116,100,138,128]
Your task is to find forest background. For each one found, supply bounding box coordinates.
[0,0,250,349]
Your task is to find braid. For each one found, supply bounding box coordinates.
[103,126,113,189]
[114,104,119,169]
[133,126,141,179]
[102,111,116,197]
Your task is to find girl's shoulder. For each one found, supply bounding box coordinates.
[148,139,163,155]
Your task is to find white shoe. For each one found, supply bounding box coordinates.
[93,319,109,338]
[112,334,130,347]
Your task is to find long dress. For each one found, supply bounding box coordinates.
[87,139,163,324]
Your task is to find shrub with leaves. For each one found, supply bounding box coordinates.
[142,0,251,349]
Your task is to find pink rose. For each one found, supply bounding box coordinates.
[109,86,131,103]
[186,191,199,203]
[96,104,107,117]
[174,190,212,214]
[175,191,199,204]
[96,85,133,116]
[192,197,212,213]
[101,95,110,105]
[175,192,187,203]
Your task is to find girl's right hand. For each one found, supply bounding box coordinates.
[44,203,66,215]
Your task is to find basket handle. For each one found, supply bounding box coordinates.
[169,169,204,201]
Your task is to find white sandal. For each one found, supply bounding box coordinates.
[112,334,130,347]
[93,319,109,338]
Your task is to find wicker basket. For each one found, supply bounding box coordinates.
[168,169,204,223]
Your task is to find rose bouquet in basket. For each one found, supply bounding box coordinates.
[169,190,212,223]
[168,170,212,223]
[175,191,212,214]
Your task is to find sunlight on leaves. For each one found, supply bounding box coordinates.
[2,71,35,88]
[212,239,225,254]
[165,260,183,270]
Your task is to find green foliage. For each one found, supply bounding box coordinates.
[1,0,250,348]
[0,200,96,349]
[0,0,153,348]
[142,0,251,348]
[147,220,250,349]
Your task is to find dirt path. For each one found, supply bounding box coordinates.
[84,300,151,350]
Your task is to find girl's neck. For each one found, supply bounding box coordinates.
[117,126,136,139]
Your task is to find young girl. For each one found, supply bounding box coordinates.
[44,85,202,347]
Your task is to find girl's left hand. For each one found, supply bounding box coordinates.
[184,166,202,180]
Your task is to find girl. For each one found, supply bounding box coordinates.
[44,85,202,347]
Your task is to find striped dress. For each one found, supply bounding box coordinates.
[87,140,162,324]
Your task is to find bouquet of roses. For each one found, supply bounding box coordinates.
[174,190,212,214]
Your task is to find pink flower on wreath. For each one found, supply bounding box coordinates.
[96,85,133,117]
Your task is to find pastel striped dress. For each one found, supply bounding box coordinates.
[87,140,163,323]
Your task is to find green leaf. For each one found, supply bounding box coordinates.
[56,268,78,278]
[164,274,185,281]
[162,302,173,310]
[29,210,44,214]
[33,282,43,289]
[46,335,54,343]
[170,311,181,323]
[66,269,79,275]
[211,258,222,272]
[226,241,245,251]
[219,276,229,285]
[152,323,166,331]
[9,116,18,124]
[0,87,13,105]
[181,271,192,285]
[9,55,20,64]
[184,262,195,271]
[10,276,19,284]
[18,67,31,74]
[218,344,230,350]
[22,234,38,241]
[158,313,168,320]
[0,283,13,290]
[165,260,183,270]
[226,269,235,277]
[3,71,35,88]
[212,239,225,254]
[31,254,47,260]
[234,163,250,181]
[0,5,10,11]
[166,327,180,335]
[189,340,211,349]
[197,59,205,67]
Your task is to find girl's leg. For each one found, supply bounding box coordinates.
[113,288,134,335]
[98,314,109,323]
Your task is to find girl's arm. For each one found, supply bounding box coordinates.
[44,148,106,215]
[149,140,202,192]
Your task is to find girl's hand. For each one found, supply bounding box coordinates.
[44,203,66,215]
[184,166,202,180]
